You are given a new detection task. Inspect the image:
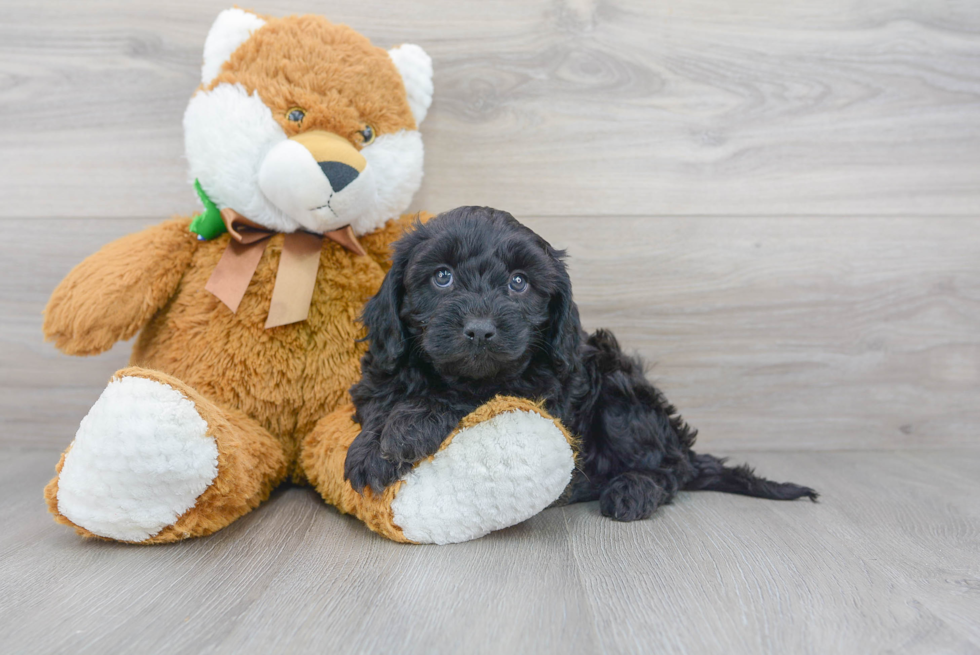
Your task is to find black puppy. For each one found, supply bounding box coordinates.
[345,207,816,521]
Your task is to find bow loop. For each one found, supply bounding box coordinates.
[222,209,273,245]
[202,208,366,328]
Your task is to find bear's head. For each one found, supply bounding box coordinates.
[184,9,433,237]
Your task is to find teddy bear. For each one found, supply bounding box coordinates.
[42,9,575,545]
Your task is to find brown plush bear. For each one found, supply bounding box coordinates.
[42,9,575,545]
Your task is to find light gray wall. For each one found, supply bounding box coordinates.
[2,0,978,450]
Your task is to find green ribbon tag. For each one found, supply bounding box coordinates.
[189,179,228,240]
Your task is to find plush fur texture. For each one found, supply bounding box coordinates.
[201,8,266,85]
[390,403,575,544]
[185,10,430,235]
[44,210,448,542]
[56,375,218,542]
[43,218,200,356]
[302,396,574,544]
[386,44,433,125]
[47,214,418,479]
[348,207,818,520]
[43,12,576,545]
[46,367,288,544]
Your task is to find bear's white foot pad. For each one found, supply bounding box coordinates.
[390,409,575,545]
[57,376,218,542]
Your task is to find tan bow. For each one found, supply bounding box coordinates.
[204,208,367,329]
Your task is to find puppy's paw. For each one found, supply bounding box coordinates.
[344,436,406,495]
[599,472,666,522]
[378,425,441,464]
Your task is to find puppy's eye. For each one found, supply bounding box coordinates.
[433,268,453,288]
[286,108,306,123]
[509,273,528,293]
[360,125,376,145]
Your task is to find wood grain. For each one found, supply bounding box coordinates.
[3,2,978,653]
[747,449,980,646]
[1,0,979,219]
[563,452,980,655]
[3,448,979,654]
[4,216,976,451]
[524,215,980,451]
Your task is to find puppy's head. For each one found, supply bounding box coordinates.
[361,206,580,380]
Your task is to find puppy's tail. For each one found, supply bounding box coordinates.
[684,452,818,501]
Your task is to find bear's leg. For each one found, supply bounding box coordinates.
[301,396,576,544]
[45,367,288,543]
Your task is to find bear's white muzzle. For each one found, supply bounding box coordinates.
[258,130,375,234]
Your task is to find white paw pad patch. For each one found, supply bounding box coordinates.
[391,409,575,545]
[57,376,219,542]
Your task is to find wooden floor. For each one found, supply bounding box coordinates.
[2,0,979,653]
[2,448,978,654]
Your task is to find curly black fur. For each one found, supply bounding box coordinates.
[345,207,818,520]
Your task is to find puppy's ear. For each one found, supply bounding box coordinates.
[546,247,582,376]
[360,245,411,373]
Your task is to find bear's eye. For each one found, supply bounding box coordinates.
[286,108,306,123]
[433,268,453,289]
[360,125,376,145]
[509,273,529,293]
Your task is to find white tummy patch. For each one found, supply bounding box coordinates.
[391,409,575,545]
[57,376,219,542]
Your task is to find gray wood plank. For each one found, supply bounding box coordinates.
[1,0,979,219]
[563,460,980,655]
[3,448,980,654]
[0,450,599,655]
[4,216,977,451]
[523,215,980,452]
[203,507,600,654]
[742,450,980,647]
[0,219,151,447]
[899,448,980,497]
[5,1,979,652]
[0,456,328,654]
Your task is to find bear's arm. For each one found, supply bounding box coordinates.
[360,211,435,272]
[43,217,198,356]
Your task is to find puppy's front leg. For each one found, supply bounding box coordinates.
[345,399,464,495]
[344,430,400,495]
[377,402,463,466]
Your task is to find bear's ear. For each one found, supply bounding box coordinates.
[201,8,266,85]
[388,44,434,126]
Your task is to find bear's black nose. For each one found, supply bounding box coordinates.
[463,319,497,344]
[318,161,359,192]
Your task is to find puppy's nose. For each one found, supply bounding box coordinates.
[463,319,497,344]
